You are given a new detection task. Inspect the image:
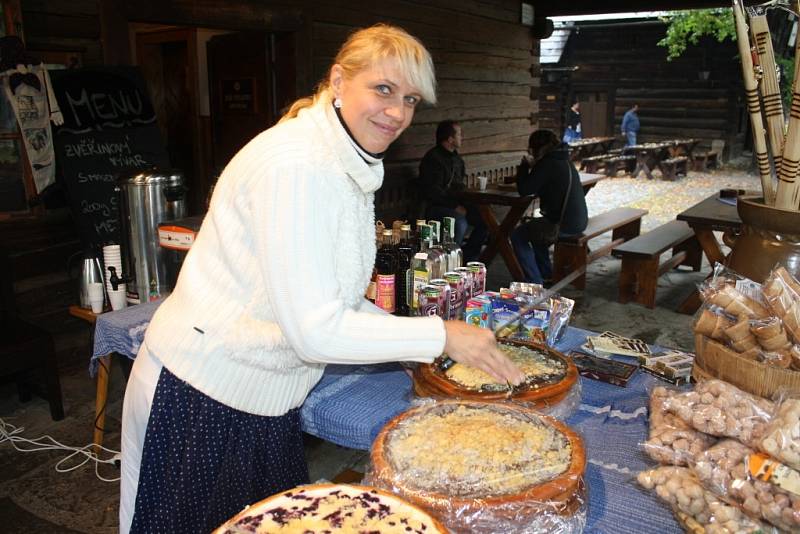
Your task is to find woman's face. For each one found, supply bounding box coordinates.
[331,58,422,153]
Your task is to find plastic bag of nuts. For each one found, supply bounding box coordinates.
[692,439,800,532]
[762,265,800,344]
[663,379,774,448]
[759,395,800,472]
[643,387,716,466]
[637,466,778,533]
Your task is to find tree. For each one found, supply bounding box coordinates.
[658,8,736,61]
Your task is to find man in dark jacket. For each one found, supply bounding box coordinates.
[419,120,487,261]
[510,129,588,284]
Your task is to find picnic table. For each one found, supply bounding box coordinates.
[666,138,699,159]
[676,191,743,313]
[623,142,673,180]
[568,136,617,161]
[455,173,604,281]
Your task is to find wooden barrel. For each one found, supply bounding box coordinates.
[413,339,578,408]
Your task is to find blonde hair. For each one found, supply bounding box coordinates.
[281,24,436,121]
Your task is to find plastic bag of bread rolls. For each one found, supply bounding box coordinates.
[762,265,800,344]
[637,466,778,533]
[693,306,735,343]
[700,264,770,320]
[644,387,716,466]
[759,394,800,471]
[663,379,774,448]
[692,440,800,532]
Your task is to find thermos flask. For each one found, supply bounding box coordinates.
[79,256,104,309]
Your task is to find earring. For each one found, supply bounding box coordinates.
[334,97,342,109]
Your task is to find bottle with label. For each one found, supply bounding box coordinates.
[411,252,429,311]
[375,229,399,313]
[441,216,463,270]
[396,224,415,316]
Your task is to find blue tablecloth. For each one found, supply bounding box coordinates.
[91,303,681,533]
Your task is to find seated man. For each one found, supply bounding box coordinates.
[418,120,488,262]
[510,129,588,284]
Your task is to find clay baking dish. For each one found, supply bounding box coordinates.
[370,400,586,521]
[413,338,578,408]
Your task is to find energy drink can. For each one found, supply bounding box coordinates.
[467,261,487,295]
[417,285,443,317]
[429,279,452,320]
[454,266,474,300]
[444,271,465,320]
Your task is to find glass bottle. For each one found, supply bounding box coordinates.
[419,224,445,280]
[411,252,429,312]
[375,229,399,313]
[441,216,463,270]
[396,224,415,316]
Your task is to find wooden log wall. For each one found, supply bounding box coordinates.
[20,0,538,224]
[540,20,744,159]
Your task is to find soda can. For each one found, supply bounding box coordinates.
[444,271,465,320]
[454,266,474,300]
[417,285,443,317]
[429,279,452,320]
[467,261,487,295]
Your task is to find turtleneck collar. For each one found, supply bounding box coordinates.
[333,104,385,164]
[302,95,384,194]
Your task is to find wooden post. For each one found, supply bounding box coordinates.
[775,2,800,209]
[733,0,774,204]
[750,15,783,189]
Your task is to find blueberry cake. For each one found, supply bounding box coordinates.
[214,483,446,533]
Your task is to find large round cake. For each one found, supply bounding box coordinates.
[413,340,578,407]
[213,483,448,533]
[369,400,586,530]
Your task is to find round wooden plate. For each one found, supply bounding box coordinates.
[413,339,578,407]
[213,483,449,533]
[370,400,586,515]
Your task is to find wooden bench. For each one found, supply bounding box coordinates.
[553,207,648,290]
[659,156,688,181]
[691,151,718,171]
[611,220,703,308]
[580,155,610,174]
[604,155,636,177]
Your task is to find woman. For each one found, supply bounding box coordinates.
[119,24,523,533]
[510,129,588,285]
[563,101,582,143]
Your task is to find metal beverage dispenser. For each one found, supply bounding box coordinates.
[117,169,187,303]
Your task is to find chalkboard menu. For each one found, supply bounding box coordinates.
[49,66,169,254]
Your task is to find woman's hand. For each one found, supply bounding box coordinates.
[443,321,525,385]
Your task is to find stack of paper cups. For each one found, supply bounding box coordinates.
[102,245,123,295]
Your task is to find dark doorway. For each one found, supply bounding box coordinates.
[576,91,610,137]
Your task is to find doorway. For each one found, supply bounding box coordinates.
[576,91,610,137]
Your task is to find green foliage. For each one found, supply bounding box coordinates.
[777,56,796,110]
[658,8,736,61]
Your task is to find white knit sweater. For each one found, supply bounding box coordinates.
[143,97,446,417]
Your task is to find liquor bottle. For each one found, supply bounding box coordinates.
[414,219,427,253]
[441,216,463,270]
[396,224,415,316]
[419,224,445,280]
[428,220,449,276]
[411,252,429,312]
[375,229,399,313]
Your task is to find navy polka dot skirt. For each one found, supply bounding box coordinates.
[130,366,309,533]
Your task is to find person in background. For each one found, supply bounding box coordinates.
[120,24,523,534]
[510,129,588,285]
[419,119,488,261]
[563,101,582,143]
[621,103,640,147]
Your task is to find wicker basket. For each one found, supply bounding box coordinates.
[693,334,800,399]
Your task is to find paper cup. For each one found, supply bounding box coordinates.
[478,176,488,191]
[108,285,127,311]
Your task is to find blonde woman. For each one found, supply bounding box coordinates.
[119,24,523,533]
